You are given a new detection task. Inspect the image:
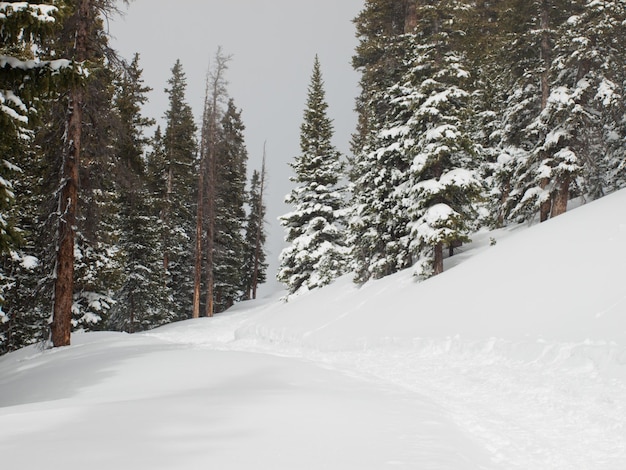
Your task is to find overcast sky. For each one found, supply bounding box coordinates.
[109,0,364,295]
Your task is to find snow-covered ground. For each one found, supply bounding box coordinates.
[2,190,626,469]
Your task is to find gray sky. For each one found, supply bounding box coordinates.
[110,0,364,295]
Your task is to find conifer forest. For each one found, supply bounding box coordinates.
[2,0,626,354]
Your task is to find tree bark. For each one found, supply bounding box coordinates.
[51,0,90,348]
[404,1,418,33]
[433,242,444,276]
[551,174,569,218]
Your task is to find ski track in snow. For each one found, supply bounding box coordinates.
[146,308,626,470]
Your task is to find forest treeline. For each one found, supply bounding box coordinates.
[278,0,626,294]
[2,0,626,353]
[0,1,267,353]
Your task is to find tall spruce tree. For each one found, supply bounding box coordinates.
[349,0,421,283]
[47,0,128,347]
[213,99,248,312]
[242,152,268,300]
[161,59,197,321]
[108,54,172,333]
[278,56,348,294]
[398,1,481,278]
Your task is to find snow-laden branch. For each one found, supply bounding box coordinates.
[0,2,57,22]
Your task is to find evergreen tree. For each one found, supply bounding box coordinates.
[349,0,420,283]
[278,56,348,294]
[0,2,70,349]
[497,0,577,223]
[194,49,230,318]
[161,59,198,321]
[213,99,248,312]
[241,156,268,300]
[108,54,172,333]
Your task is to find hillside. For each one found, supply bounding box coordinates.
[1,191,625,469]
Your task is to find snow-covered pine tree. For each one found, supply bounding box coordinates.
[557,0,626,196]
[241,161,268,301]
[348,0,423,283]
[108,54,172,333]
[161,60,198,321]
[213,98,248,312]
[37,0,129,347]
[498,0,577,223]
[387,1,481,278]
[278,56,348,295]
[0,2,72,350]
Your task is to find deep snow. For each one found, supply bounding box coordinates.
[2,190,626,469]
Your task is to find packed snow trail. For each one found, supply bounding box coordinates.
[1,320,496,470]
[148,305,626,470]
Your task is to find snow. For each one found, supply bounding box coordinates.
[2,190,626,468]
[0,2,57,22]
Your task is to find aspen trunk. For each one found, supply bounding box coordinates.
[51,0,90,348]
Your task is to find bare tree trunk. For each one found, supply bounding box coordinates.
[203,48,231,317]
[192,166,203,319]
[51,0,90,348]
[192,79,212,319]
[251,145,267,300]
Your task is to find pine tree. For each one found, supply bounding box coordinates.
[161,59,198,321]
[213,99,248,312]
[241,153,268,300]
[374,1,481,278]
[0,2,70,349]
[554,0,626,197]
[194,49,230,318]
[497,0,577,223]
[45,0,129,347]
[278,56,348,294]
[349,0,421,283]
[108,54,172,333]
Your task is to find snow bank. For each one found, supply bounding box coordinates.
[238,189,626,349]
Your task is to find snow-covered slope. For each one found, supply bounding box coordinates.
[1,190,626,469]
[238,189,626,348]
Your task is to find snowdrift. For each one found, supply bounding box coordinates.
[237,190,626,350]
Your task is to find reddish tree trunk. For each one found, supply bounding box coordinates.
[551,175,570,218]
[433,242,444,276]
[51,0,90,348]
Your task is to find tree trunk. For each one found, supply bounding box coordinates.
[162,165,173,275]
[251,146,267,300]
[433,242,444,276]
[51,0,90,348]
[551,174,569,218]
[192,146,205,319]
[404,1,417,33]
